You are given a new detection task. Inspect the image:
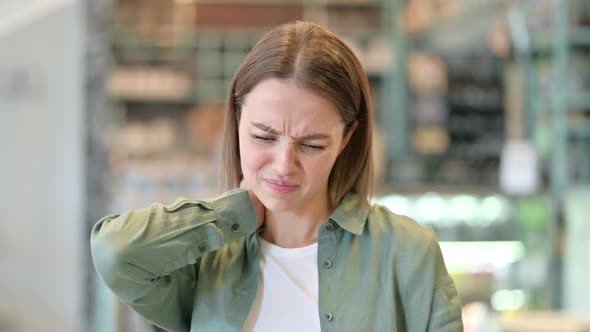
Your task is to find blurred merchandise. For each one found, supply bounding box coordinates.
[403,0,435,35]
[408,52,448,96]
[108,66,193,100]
[412,126,450,155]
[500,311,590,332]
[364,36,394,74]
[398,48,505,186]
[186,102,225,157]
[462,302,502,332]
[115,0,195,45]
[563,189,590,314]
[499,140,540,196]
[194,3,303,28]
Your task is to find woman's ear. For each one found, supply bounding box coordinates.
[339,121,358,154]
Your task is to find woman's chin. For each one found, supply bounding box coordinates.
[259,196,298,214]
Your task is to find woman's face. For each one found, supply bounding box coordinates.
[238,78,353,214]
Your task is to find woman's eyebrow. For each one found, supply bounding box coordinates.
[251,122,330,140]
[299,133,330,140]
[251,122,280,135]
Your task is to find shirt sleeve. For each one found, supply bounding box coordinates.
[90,189,258,332]
[427,280,463,331]
[424,228,463,332]
[398,225,464,332]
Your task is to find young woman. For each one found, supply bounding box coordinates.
[91,21,463,332]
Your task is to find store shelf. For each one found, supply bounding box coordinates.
[527,26,590,52]
[569,27,590,45]
[568,118,590,139]
[324,27,384,39]
[410,0,506,53]
[196,0,303,5]
[110,96,199,106]
[309,0,380,8]
[113,28,263,49]
[568,93,590,111]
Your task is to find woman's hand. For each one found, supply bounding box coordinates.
[240,179,265,230]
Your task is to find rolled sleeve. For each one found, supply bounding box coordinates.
[90,188,259,332]
[428,281,463,331]
[210,189,258,242]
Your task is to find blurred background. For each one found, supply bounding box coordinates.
[0,0,589,331]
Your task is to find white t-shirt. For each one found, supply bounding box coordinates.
[242,237,321,332]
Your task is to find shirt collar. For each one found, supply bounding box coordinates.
[329,192,370,235]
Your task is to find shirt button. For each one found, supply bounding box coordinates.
[231,224,240,232]
[325,222,335,231]
[198,243,207,252]
[323,260,333,269]
[324,313,333,321]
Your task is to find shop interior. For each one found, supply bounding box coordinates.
[0,0,589,331]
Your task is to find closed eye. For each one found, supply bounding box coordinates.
[251,134,325,150]
[302,143,325,150]
[252,134,275,142]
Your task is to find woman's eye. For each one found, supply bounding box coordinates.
[302,144,325,151]
[252,135,274,142]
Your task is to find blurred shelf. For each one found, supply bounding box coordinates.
[411,0,505,54]
[568,93,590,111]
[193,0,389,8]
[325,27,384,38]
[110,96,199,105]
[112,34,392,77]
[569,129,590,139]
[375,184,506,196]
[569,27,590,46]
[308,0,380,8]
[112,29,262,50]
[530,27,590,51]
[196,0,303,5]
[568,118,590,139]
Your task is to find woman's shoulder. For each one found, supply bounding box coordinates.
[367,203,438,249]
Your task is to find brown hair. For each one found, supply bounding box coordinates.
[220,21,373,207]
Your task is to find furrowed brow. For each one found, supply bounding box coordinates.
[251,122,330,141]
[251,122,280,135]
[298,133,331,140]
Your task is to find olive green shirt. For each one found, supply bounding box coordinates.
[91,189,463,332]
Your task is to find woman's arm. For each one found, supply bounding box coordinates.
[424,231,463,331]
[426,278,463,331]
[397,225,463,332]
[90,189,258,332]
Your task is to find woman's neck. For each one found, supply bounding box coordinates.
[260,195,332,248]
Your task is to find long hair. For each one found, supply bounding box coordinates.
[220,21,373,207]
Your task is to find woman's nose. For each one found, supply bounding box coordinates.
[271,144,299,176]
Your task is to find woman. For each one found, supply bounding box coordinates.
[91,21,463,332]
